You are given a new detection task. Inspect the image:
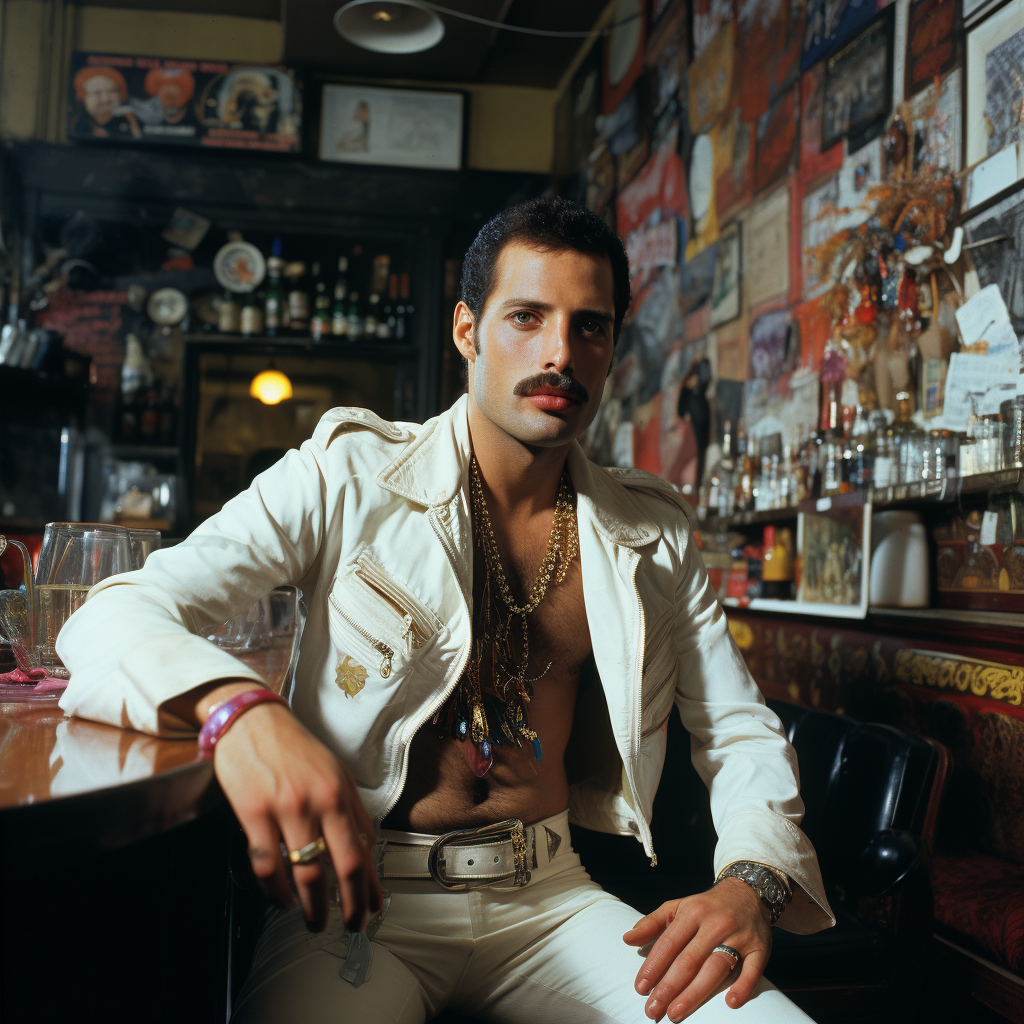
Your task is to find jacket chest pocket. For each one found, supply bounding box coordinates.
[641,607,678,736]
[327,552,444,691]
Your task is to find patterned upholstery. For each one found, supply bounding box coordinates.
[933,852,1024,977]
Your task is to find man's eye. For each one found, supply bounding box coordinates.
[512,311,534,325]
[581,320,603,335]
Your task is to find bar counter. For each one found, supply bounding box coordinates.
[0,648,287,1024]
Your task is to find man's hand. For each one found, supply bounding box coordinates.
[622,877,772,1022]
[172,680,384,935]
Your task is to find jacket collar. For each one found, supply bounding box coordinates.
[377,394,661,548]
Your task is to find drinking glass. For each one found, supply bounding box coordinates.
[129,529,162,570]
[34,523,132,676]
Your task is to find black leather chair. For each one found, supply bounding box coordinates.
[765,699,951,1023]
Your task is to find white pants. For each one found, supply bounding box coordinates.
[232,811,815,1024]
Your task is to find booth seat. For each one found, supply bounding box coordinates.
[728,612,1024,1023]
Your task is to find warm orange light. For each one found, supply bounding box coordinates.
[249,368,293,405]
[372,9,393,20]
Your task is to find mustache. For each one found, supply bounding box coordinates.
[512,373,589,404]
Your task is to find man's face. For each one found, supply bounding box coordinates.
[84,76,120,121]
[456,242,616,449]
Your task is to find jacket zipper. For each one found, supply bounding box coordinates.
[628,550,657,867]
[354,555,435,648]
[328,593,394,679]
[376,503,472,825]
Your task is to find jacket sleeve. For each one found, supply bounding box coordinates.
[56,439,327,736]
[672,525,835,934]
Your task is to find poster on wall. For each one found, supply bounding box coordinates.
[964,1,1024,207]
[905,0,958,97]
[67,52,302,151]
[802,0,885,71]
[603,0,647,113]
[709,221,741,326]
[820,6,894,151]
[319,84,463,169]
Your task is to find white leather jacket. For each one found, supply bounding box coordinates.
[58,395,833,934]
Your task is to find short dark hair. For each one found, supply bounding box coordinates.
[460,196,631,346]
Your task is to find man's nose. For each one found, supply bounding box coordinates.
[542,318,573,374]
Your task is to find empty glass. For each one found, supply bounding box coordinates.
[129,529,162,570]
[205,586,306,697]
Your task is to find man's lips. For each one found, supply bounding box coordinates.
[523,386,582,412]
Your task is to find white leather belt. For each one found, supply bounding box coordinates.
[377,817,565,890]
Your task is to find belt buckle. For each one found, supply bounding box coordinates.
[427,818,531,890]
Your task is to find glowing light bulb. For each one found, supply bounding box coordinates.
[372,9,393,20]
[249,368,293,405]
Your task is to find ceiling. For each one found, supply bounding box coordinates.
[71,0,611,89]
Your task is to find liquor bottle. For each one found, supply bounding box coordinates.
[397,272,413,340]
[285,262,310,334]
[332,257,349,338]
[310,262,331,341]
[734,425,754,512]
[714,420,736,519]
[240,290,264,337]
[379,274,398,340]
[347,291,363,341]
[890,390,917,484]
[218,290,240,334]
[364,293,380,338]
[761,526,795,599]
[264,242,285,337]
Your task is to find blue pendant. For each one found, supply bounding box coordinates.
[481,738,492,760]
[532,737,543,761]
[456,718,468,739]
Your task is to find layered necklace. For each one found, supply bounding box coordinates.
[436,456,579,778]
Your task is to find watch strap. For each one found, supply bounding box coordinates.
[715,861,792,926]
[197,688,286,760]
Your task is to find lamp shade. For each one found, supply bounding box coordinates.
[334,0,445,54]
[250,368,293,405]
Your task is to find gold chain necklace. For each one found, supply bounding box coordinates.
[434,456,579,777]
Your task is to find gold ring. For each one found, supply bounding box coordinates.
[289,836,327,865]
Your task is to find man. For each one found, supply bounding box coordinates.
[58,198,832,1023]
[69,66,142,140]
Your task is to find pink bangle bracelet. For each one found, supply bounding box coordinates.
[197,688,287,760]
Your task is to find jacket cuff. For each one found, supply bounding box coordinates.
[713,807,836,935]
[58,632,267,736]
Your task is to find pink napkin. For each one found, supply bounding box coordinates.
[0,667,67,694]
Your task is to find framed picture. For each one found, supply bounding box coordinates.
[67,53,302,152]
[709,221,741,327]
[905,0,958,97]
[319,84,463,170]
[964,0,1024,210]
[821,6,895,152]
[795,501,871,617]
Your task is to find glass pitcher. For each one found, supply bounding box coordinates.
[0,524,132,679]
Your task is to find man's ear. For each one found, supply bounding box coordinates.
[453,301,477,361]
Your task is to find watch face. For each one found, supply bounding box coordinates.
[146,287,188,326]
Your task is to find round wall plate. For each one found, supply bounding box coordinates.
[213,241,266,293]
[146,287,189,325]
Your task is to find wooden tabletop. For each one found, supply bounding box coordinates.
[0,646,290,858]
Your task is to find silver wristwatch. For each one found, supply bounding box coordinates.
[715,862,792,926]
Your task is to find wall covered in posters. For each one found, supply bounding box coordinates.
[573,0,1013,527]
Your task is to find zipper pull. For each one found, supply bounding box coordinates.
[380,650,393,678]
[402,614,425,648]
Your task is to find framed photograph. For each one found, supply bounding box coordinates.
[962,188,1024,334]
[709,221,741,327]
[964,0,1024,209]
[319,84,463,170]
[67,53,302,152]
[795,501,871,617]
[821,6,895,152]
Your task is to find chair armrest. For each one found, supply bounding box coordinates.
[853,828,923,898]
